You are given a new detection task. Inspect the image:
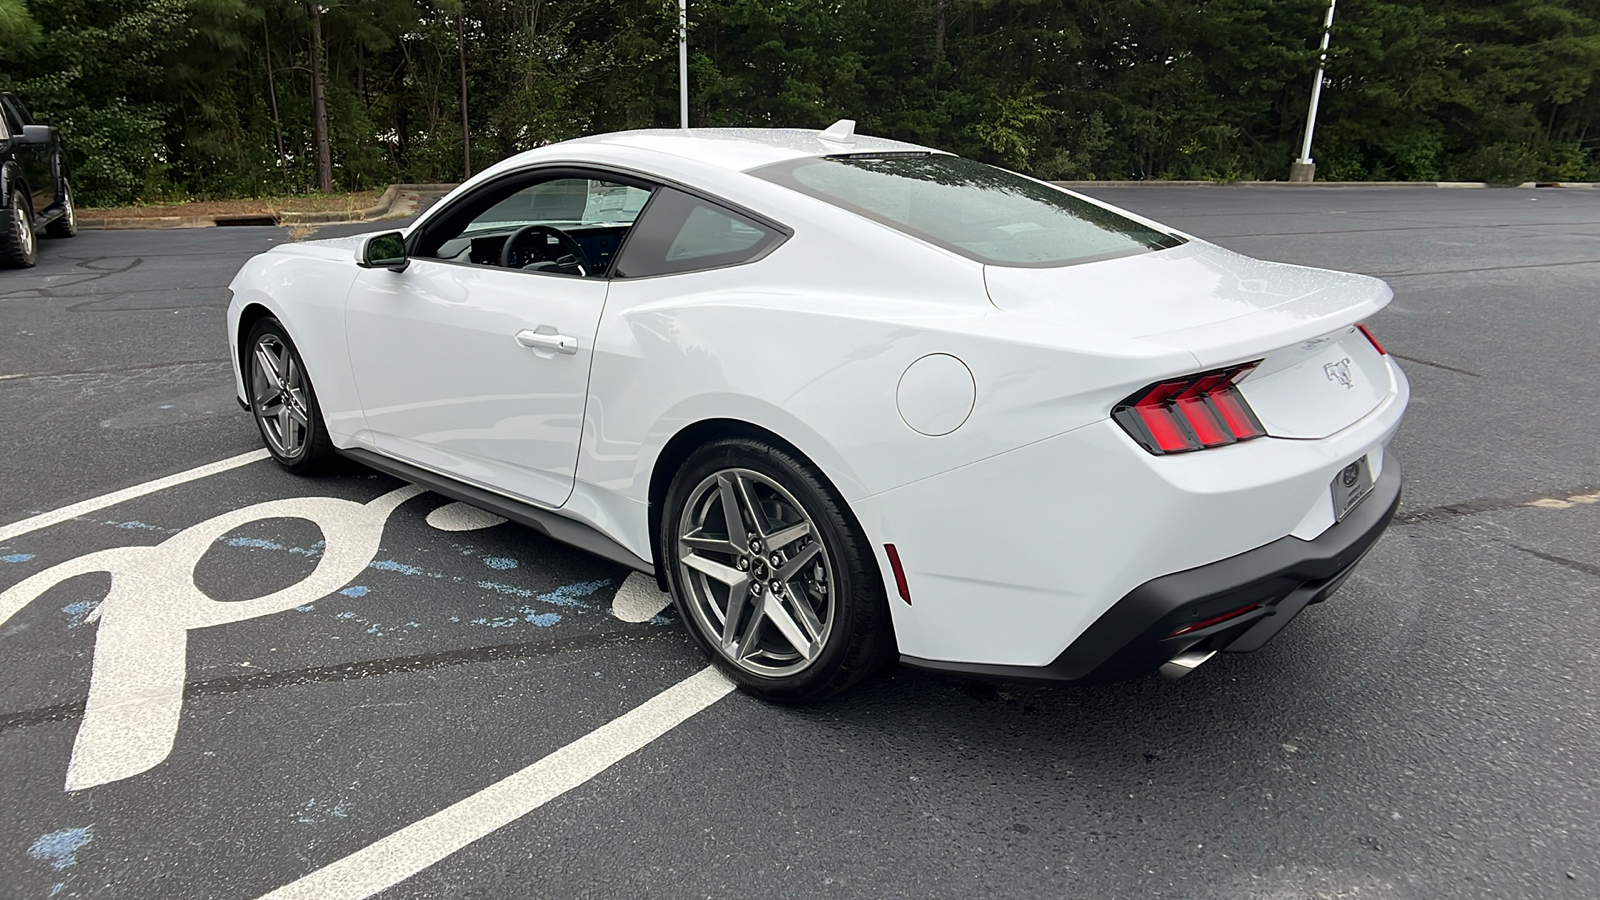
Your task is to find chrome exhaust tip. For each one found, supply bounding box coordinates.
[1160,648,1216,681]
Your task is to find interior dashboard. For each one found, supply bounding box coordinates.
[433,224,632,276]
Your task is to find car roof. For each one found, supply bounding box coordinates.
[565,126,941,173]
[406,125,959,256]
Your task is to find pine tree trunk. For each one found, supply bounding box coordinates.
[263,16,287,191]
[306,2,333,193]
[459,11,471,179]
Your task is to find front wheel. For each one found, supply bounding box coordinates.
[0,189,37,268]
[245,317,335,473]
[662,438,894,702]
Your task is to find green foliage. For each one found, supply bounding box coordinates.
[0,0,40,51]
[2,0,1597,204]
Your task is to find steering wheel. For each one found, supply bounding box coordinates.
[500,224,592,276]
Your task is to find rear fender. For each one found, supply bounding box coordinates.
[565,393,866,568]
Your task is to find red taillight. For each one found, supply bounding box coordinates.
[1132,380,1195,452]
[1114,363,1267,455]
[1166,603,1261,638]
[1356,322,1386,355]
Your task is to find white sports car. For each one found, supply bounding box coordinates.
[227,121,1407,701]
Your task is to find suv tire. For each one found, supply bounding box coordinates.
[0,188,37,267]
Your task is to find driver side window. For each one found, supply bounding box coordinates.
[422,175,652,278]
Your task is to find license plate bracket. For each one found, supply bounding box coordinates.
[1332,456,1374,522]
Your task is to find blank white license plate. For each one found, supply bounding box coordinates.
[1332,456,1374,522]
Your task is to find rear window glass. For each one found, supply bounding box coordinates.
[750,154,1183,267]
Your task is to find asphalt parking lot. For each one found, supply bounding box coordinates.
[2,186,1597,899]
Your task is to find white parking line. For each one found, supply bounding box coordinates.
[257,665,736,900]
[0,449,271,543]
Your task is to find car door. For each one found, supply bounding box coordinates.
[0,96,53,213]
[344,170,654,508]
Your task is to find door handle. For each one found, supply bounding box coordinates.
[515,329,578,355]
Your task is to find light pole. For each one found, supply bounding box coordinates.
[1290,0,1336,183]
[679,0,689,129]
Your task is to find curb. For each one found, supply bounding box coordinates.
[78,215,217,230]
[277,183,460,224]
[79,183,461,230]
[1235,180,1490,188]
[1517,181,1600,189]
[1054,180,1493,188]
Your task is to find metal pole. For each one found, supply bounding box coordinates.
[1290,0,1336,182]
[678,0,689,129]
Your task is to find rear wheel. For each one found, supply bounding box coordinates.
[662,438,893,702]
[44,178,76,238]
[246,317,335,473]
[0,189,37,268]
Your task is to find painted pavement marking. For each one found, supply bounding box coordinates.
[611,571,674,623]
[258,665,736,900]
[0,486,426,790]
[1526,490,1600,510]
[0,449,271,543]
[423,501,509,532]
[1,444,717,897]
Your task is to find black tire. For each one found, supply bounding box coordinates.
[0,188,37,268]
[43,177,76,238]
[661,437,894,703]
[244,316,336,473]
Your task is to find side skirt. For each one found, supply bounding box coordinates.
[339,447,655,576]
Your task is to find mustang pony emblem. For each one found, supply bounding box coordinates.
[1324,357,1355,389]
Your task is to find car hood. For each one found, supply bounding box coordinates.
[983,241,1391,369]
[290,233,370,255]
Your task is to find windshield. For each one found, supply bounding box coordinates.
[465,180,651,236]
[750,154,1183,267]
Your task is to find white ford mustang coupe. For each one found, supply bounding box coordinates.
[227,122,1408,701]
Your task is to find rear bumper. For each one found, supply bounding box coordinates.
[901,455,1401,683]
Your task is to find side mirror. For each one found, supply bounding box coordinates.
[359,231,408,272]
[17,124,51,144]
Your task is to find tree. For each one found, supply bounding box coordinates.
[304,1,333,192]
[2,0,1596,205]
[0,0,40,53]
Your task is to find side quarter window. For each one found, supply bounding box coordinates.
[613,188,785,278]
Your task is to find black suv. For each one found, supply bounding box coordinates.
[1,91,76,268]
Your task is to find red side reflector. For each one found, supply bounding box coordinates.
[1356,322,1386,355]
[1167,603,1260,638]
[884,544,912,605]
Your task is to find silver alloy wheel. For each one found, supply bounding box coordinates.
[61,182,75,232]
[251,334,311,458]
[676,468,836,677]
[13,203,32,257]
